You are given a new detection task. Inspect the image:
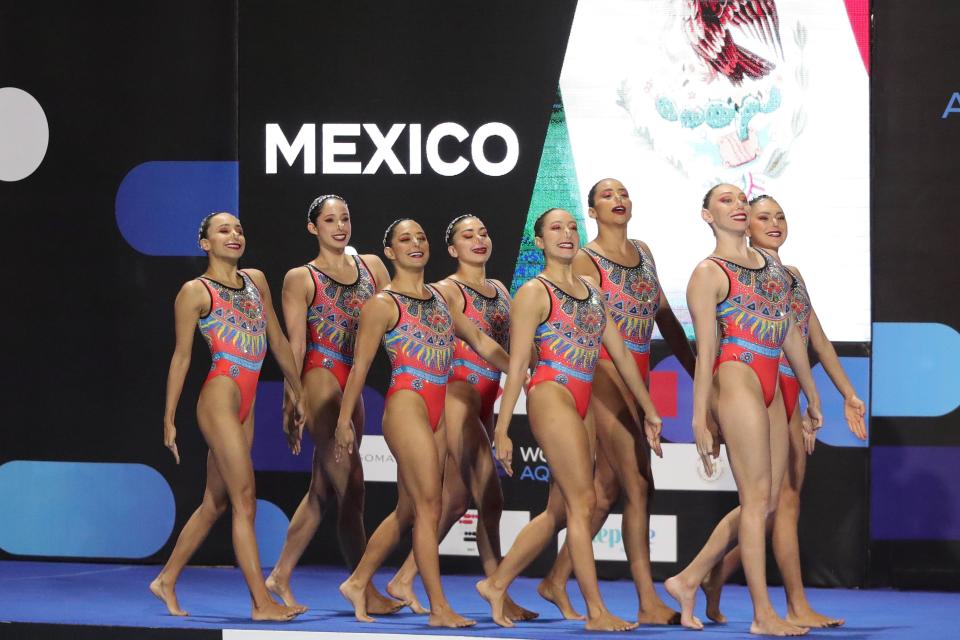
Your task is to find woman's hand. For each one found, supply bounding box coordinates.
[163,420,180,465]
[844,393,867,440]
[801,402,824,455]
[644,411,664,458]
[334,420,356,462]
[694,423,717,477]
[494,427,513,477]
[281,385,303,455]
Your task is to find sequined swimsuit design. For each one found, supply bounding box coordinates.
[197,271,267,422]
[382,287,455,430]
[709,250,793,407]
[303,256,377,391]
[778,269,811,421]
[448,279,510,423]
[528,277,606,419]
[584,240,660,385]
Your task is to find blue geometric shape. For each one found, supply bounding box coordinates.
[872,322,960,417]
[654,355,695,444]
[115,160,238,256]
[251,380,387,472]
[0,461,174,559]
[254,499,289,568]
[871,446,960,540]
[798,357,870,447]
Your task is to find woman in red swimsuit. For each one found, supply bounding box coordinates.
[334,218,509,628]
[385,214,535,621]
[700,195,867,628]
[537,179,696,625]
[265,195,400,615]
[476,208,662,632]
[664,185,823,636]
[151,212,306,621]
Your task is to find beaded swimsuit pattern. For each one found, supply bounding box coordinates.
[197,271,267,422]
[304,256,377,391]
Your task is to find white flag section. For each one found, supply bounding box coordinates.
[439,510,530,557]
[557,514,678,563]
[652,443,738,492]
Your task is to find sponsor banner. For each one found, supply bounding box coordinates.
[652,443,737,492]
[358,436,396,483]
[513,441,736,491]
[225,631,509,640]
[439,509,530,557]
[557,514,677,563]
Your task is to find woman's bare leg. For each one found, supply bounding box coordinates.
[151,393,254,616]
[194,379,299,620]
[702,395,842,628]
[478,384,636,631]
[267,370,399,613]
[386,423,452,614]
[541,363,679,625]
[340,392,474,628]
[665,366,805,636]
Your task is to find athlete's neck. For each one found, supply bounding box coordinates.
[750,243,782,264]
[311,245,351,270]
[452,261,488,289]
[204,257,242,286]
[713,229,759,265]
[388,266,429,297]
[592,224,634,256]
[541,259,578,289]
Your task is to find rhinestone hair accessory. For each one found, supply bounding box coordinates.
[444,214,478,245]
[383,217,413,247]
[197,212,218,249]
[307,194,347,224]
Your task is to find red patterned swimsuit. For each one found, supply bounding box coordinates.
[528,277,606,418]
[197,271,267,422]
[303,256,377,391]
[382,286,455,431]
[709,249,793,407]
[584,240,660,385]
[448,279,511,422]
[778,269,811,420]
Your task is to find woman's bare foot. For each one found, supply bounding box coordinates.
[700,567,726,624]
[265,572,308,614]
[251,600,300,621]
[585,610,639,631]
[665,575,703,630]
[786,605,844,628]
[150,576,188,617]
[339,577,374,622]
[385,576,428,614]
[477,578,512,628]
[504,593,539,621]
[537,578,585,620]
[751,613,809,636]
[428,606,477,628]
[366,584,405,615]
[637,598,682,625]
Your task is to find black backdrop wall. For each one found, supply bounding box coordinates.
[0,0,957,590]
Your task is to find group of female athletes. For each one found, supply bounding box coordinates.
[150,179,867,636]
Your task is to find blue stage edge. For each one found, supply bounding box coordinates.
[0,561,954,639]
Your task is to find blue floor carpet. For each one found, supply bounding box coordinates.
[0,561,955,639]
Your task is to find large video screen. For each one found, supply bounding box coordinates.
[558,0,870,341]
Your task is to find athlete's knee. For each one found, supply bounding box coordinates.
[231,486,257,521]
[567,488,598,522]
[201,492,228,520]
